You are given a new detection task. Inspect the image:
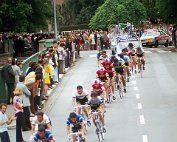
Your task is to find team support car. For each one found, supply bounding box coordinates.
[140,29,172,48]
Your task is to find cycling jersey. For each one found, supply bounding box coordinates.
[34,130,54,142]
[96,70,109,82]
[66,115,84,132]
[123,55,130,66]
[73,89,89,105]
[32,114,51,131]
[113,59,125,74]
[88,98,103,110]
[104,66,114,78]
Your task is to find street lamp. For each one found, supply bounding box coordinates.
[53,0,58,39]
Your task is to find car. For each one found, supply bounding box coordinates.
[140,29,172,47]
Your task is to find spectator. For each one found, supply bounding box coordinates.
[52,41,60,83]
[12,58,22,87]
[13,87,25,142]
[33,73,43,111]
[43,58,53,98]
[0,103,16,142]
[26,61,36,76]
[1,57,15,104]
[16,75,31,131]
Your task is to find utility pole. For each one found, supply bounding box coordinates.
[53,0,58,39]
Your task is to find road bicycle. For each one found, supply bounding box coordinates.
[91,110,106,142]
[137,57,143,78]
[115,74,124,99]
[69,132,85,142]
[118,74,124,99]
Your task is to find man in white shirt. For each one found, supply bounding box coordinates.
[0,103,16,142]
[31,111,52,135]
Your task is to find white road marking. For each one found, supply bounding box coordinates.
[142,135,148,142]
[134,87,138,91]
[144,51,152,53]
[136,94,140,99]
[137,103,142,109]
[89,55,97,58]
[139,115,145,125]
[157,50,171,53]
[132,80,136,85]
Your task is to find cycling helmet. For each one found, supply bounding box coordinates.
[69,112,77,119]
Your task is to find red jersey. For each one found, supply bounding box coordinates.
[104,66,114,78]
[96,70,109,81]
[91,83,104,92]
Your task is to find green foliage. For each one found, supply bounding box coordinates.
[64,0,105,25]
[89,0,147,29]
[156,0,177,23]
[0,0,53,32]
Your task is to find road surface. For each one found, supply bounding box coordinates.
[9,47,177,142]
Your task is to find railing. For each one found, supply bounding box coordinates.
[21,49,46,73]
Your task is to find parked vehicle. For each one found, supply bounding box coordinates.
[140,29,172,47]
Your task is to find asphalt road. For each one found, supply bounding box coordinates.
[9,47,177,142]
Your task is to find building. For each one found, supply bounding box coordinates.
[56,0,64,5]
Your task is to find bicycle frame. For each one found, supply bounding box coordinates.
[69,132,84,142]
[91,111,105,142]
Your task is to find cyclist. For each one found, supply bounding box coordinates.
[91,79,106,100]
[33,124,55,142]
[99,50,108,65]
[72,85,90,122]
[31,111,52,136]
[136,46,145,72]
[66,112,85,142]
[96,67,109,100]
[88,92,106,133]
[103,61,116,100]
[121,49,131,82]
[128,43,137,74]
[97,50,102,67]
[113,57,126,93]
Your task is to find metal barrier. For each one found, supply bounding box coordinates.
[22,49,46,73]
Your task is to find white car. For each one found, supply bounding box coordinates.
[140,29,172,47]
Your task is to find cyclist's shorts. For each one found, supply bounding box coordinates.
[115,68,124,75]
[137,53,143,58]
[72,126,81,133]
[125,62,129,66]
[76,96,88,105]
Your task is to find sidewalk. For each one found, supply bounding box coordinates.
[6,67,70,130]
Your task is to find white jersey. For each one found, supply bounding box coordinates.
[31,114,50,131]
[73,89,89,99]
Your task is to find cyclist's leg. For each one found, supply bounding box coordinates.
[91,112,96,126]
[98,107,105,127]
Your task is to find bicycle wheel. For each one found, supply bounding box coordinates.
[101,132,105,140]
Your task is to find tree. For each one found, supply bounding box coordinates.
[89,0,147,29]
[0,0,53,32]
[63,0,105,25]
[156,0,177,23]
